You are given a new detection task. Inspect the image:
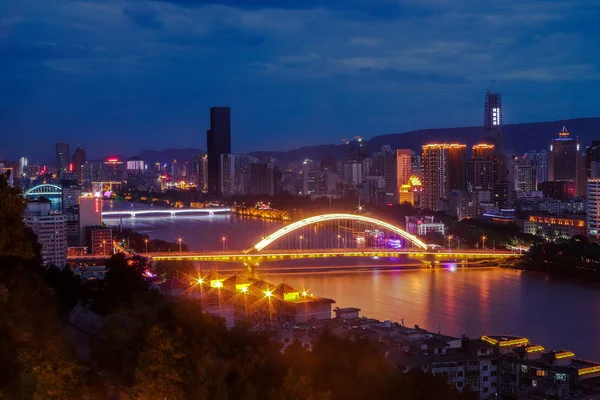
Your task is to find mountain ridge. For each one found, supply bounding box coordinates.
[135,117,600,164]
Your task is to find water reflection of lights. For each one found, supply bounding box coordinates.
[448,263,457,272]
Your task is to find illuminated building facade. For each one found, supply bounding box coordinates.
[345,137,370,163]
[24,198,67,267]
[588,178,600,240]
[198,154,208,192]
[484,90,502,153]
[88,228,113,255]
[102,157,124,182]
[513,158,537,192]
[396,149,412,201]
[524,214,586,239]
[79,196,102,243]
[548,125,586,196]
[207,107,231,196]
[421,144,466,211]
[467,144,496,192]
[55,141,70,177]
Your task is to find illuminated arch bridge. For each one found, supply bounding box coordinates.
[23,184,62,197]
[249,213,428,252]
[73,213,522,264]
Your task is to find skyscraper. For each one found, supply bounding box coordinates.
[207,107,232,196]
[198,154,208,193]
[72,147,86,183]
[483,90,502,154]
[421,143,466,211]
[395,149,412,202]
[548,124,586,196]
[467,144,496,191]
[56,141,70,176]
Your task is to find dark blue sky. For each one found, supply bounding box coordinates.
[2,0,600,161]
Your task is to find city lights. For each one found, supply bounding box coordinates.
[264,289,272,298]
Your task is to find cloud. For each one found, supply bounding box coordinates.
[123,3,164,30]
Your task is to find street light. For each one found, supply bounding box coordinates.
[102,240,106,256]
[221,236,227,251]
[447,235,453,250]
[177,237,183,252]
[481,235,487,250]
[337,234,341,248]
[298,235,304,251]
[144,238,149,254]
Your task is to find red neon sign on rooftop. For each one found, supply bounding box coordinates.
[106,158,119,162]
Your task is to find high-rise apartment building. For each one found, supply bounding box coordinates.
[207,107,232,196]
[467,144,496,191]
[548,125,586,197]
[396,149,412,194]
[250,159,280,196]
[24,198,67,267]
[483,91,502,154]
[56,141,70,176]
[587,178,600,241]
[198,154,208,193]
[72,147,86,183]
[421,143,466,211]
[103,157,125,182]
[220,154,252,197]
[513,158,537,193]
[525,150,549,184]
[588,141,600,177]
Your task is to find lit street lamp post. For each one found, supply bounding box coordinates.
[144,238,149,254]
[221,236,227,251]
[447,235,453,250]
[299,235,304,251]
[178,237,183,252]
[102,240,106,256]
[482,235,487,250]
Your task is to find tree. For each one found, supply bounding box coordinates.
[269,368,330,400]
[0,171,34,260]
[133,325,186,400]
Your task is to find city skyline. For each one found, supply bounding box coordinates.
[3,0,600,160]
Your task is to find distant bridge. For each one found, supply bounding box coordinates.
[68,213,524,266]
[102,207,231,218]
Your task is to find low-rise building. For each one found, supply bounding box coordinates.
[405,215,446,236]
[522,214,587,239]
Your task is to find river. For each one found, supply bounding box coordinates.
[104,201,600,360]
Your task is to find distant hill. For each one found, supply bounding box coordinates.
[136,148,204,166]
[249,117,600,163]
[137,118,600,164]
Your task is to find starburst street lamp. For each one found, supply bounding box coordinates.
[221,236,227,251]
[447,235,453,250]
[298,235,304,251]
[481,235,487,250]
[102,240,106,256]
[177,237,183,252]
[264,289,272,298]
[144,238,149,254]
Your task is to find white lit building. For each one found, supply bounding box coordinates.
[24,198,67,267]
[588,178,600,241]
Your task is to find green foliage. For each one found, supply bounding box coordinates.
[0,172,35,260]
[133,325,186,400]
[522,237,600,280]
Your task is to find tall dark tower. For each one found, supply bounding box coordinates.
[206,107,231,196]
[55,141,70,176]
[483,90,502,154]
[72,147,86,184]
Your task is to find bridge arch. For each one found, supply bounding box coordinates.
[23,184,62,197]
[252,213,428,252]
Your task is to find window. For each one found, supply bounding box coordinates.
[458,371,463,377]
[536,370,546,377]
[483,377,489,382]
[457,382,463,388]
[484,388,489,393]
[491,371,497,376]
[483,365,489,371]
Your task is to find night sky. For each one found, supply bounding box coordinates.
[2,0,600,161]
